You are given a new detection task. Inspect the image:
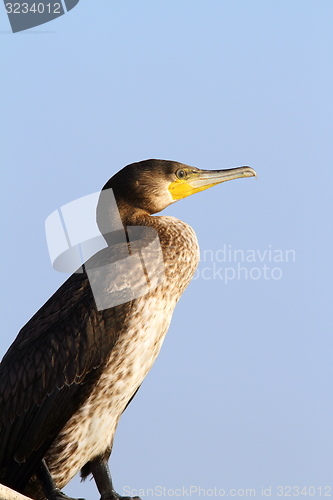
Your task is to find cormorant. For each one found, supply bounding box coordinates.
[0,160,256,500]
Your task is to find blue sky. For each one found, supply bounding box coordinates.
[1,1,332,498]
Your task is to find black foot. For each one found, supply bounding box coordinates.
[89,457,141,500]
[36,460,85,500]
[100,495,141,500]
[49,490,85,500]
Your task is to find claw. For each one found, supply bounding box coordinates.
[100,495,141,500]
[50,490,85,500]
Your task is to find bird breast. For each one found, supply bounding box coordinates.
[45,216,199,487]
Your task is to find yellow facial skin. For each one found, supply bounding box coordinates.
[168,166,257,201]
[168,177,218,200]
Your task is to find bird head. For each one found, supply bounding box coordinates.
[97,159,256,230]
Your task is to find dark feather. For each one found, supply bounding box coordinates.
[0,254,134,490]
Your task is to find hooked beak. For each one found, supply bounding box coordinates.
[168,166,257,201]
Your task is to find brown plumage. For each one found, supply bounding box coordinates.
[0,159,256,500]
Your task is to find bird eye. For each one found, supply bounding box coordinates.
[176,169,186,180]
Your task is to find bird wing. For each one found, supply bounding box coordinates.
[0,256,134,488]
[0,230,160,489]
